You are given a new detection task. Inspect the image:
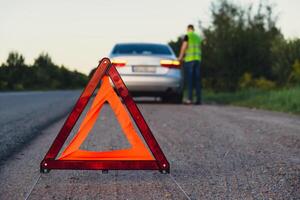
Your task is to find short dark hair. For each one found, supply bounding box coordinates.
[187,24,194,30]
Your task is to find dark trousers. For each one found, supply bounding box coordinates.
[184,60,201,102]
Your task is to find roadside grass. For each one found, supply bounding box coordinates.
[203,87,300,114]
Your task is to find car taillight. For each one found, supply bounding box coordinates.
[112,59,127,67]
[160,60,181,68]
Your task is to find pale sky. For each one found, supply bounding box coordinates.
[1,0,299,74]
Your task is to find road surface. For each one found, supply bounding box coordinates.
[0,91,81,162]
[0,92,299,199]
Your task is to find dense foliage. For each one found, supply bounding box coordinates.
[0,52,88,90]
[169,0,300,91]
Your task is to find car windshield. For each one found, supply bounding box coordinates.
[112,44,172,55]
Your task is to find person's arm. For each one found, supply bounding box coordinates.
[178,41,188,61]
[178,35,188,61]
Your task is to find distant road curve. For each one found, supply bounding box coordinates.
[0,91,81,163]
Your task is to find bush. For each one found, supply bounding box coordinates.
[289,59,300,84]
[254,77,276,90]
[239,72,254,89]
[271,38,300,85]
[13,83,24,91]
[0,81,8,90]
[239,72,276,90]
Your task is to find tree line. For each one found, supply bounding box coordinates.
[169,0,300,91]
[0,52,88,91]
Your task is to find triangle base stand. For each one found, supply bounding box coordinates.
[40,160,168,173]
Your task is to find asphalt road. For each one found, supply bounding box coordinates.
[0,91,81,162]
[0,93,299,199]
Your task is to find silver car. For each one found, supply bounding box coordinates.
[109,43,183,103]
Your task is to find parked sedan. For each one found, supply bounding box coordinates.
[109,43,183,103]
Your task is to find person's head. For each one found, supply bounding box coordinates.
[187,24,194,32]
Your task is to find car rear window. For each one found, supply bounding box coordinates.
[112,44,172,55]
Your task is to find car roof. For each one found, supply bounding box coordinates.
[114,42,168,46]
[110,42,175,57]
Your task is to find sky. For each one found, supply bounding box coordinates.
[1,0,300,74]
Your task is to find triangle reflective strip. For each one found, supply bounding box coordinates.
[59,76,154,160]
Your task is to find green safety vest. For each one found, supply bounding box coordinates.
[184,32,202,62]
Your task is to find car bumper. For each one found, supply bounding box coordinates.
[116,74,182,94]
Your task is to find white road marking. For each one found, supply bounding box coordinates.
[24,173,41,200]
[169,174,192,200]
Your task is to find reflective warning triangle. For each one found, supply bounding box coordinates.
[40,58,170,173]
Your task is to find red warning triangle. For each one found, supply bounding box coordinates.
[59,76,153,161]
[40,58,170,173]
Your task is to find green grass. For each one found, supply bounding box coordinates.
[203,87,300,114]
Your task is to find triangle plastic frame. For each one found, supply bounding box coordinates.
[40,58,170,173]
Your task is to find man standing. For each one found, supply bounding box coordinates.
[178,24,202,105]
